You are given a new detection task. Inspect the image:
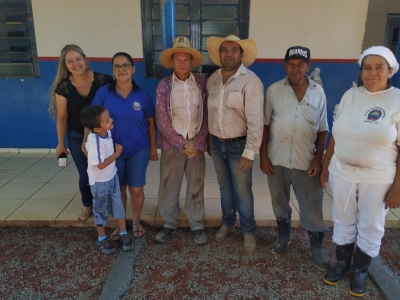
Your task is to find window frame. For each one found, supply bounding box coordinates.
[0,0,40,78]
[141,0,250,79]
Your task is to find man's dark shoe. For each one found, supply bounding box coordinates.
[155,227,175,243]
[121,234,134,251]
[193,229,208,245]
[96,237,116,254]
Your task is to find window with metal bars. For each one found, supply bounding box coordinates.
[141,0,250,79]
[384,15,400,56]
[0,0,40,77]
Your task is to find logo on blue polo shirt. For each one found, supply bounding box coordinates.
[133,102,141,111]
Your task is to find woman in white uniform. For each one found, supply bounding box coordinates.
[320,46,400,297]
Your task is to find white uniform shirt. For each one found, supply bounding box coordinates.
[171,72,202,140]
[86,130,117,185]
[264,76,328,170]
[207,64,264,160]
[329,86,400,184]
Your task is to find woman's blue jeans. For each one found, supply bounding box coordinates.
[67,129,93,208]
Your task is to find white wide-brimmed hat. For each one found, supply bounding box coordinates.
[160,36,203,69]
[206,35,257,67]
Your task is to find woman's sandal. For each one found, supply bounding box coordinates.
[132,221,146,238]
[110,226,120,241]
[78,207,92,221]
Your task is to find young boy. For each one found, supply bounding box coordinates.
[80,105,134,254]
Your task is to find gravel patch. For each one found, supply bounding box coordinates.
[123,227,384,300]
[1,226,397,299]
[0,227,118,300]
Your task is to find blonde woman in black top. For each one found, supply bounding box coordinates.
[49,44,113,221]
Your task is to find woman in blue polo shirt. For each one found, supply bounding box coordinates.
[91,52,157,238]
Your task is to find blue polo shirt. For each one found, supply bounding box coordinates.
[92,81,155,157]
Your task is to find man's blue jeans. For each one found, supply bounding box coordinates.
[67,129,93,208]
[209,135,256,234]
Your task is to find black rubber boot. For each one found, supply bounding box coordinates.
[324,242,354,285]
[269,215,291,254]
[308,231,330,271]
[349,246,372,297]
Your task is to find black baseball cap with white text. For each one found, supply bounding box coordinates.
[284,46,310,63]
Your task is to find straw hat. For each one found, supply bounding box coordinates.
[206,35,257,67]
[160,36,203,69]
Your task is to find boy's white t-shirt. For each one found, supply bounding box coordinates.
[329,86,400,184]
[86,130,117,185]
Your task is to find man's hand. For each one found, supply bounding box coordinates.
[182,140,197,158]
[238,156,253,169]
[186,149,198,159]
[308,157,322,177]
[385,185,400,209]
[260,156,273,175]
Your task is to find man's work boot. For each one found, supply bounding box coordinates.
[308,231,330,271]
[244,234,256,252]
[269,215,291,254]
[215,225,235,241]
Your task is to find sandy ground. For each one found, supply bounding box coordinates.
[2,226,398,299]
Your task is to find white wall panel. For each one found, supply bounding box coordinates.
[32,0,143,58]
[249,0,369,59]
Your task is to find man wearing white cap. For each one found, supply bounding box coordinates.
[206,35,264,252]
[260,46,330,271]
[155,36,208,245]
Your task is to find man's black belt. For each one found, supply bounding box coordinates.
[214,135,247,142]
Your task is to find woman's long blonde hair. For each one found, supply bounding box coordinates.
[48,44,90,119]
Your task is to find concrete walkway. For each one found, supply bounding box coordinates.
[1,149,400,228]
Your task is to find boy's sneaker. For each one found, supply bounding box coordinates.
[97,237,116,254]
[121,234,134,251]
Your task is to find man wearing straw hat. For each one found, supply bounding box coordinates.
[206,35,264,252]
[155,36,208,245]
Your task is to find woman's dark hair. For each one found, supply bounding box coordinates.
[112,52,135,66]
[359,55,393,86]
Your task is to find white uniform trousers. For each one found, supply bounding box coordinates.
[330,173,390,257]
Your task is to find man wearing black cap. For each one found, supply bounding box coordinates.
[260,46,330,271]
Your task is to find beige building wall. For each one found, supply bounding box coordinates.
[362,0,400,50]
[31,0,370,60]
[31,0,143,58]
[250,0,369,59]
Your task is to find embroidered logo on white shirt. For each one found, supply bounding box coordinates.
[365,107,385,122]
